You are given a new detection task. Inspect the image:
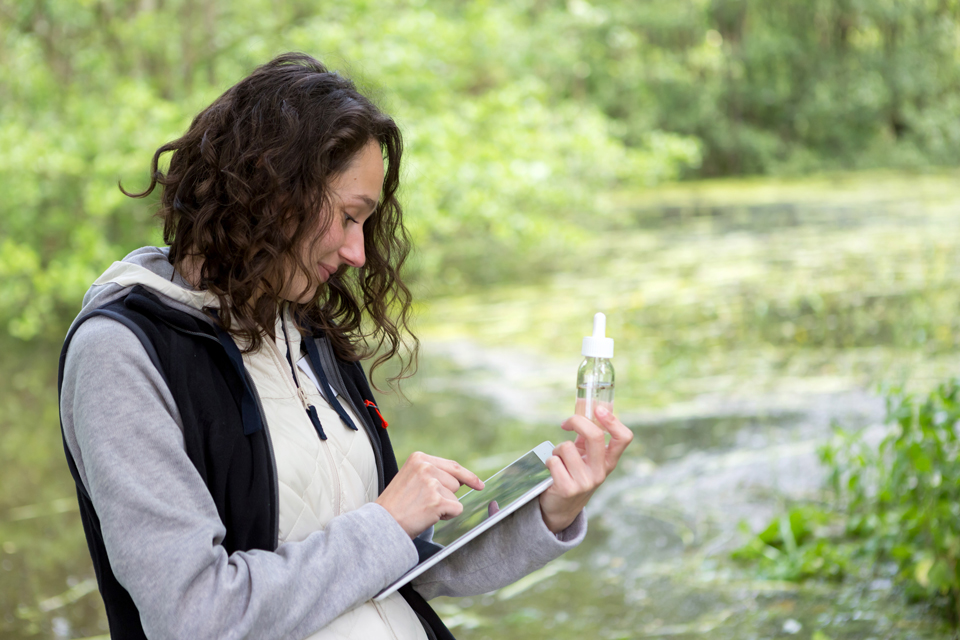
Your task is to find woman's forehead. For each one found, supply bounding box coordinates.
[330,142,384,203]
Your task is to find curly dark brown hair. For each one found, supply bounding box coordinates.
[122,52,416,384]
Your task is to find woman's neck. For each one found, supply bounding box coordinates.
[175,254,204,290]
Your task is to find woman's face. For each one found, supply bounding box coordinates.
[282,140,385,303]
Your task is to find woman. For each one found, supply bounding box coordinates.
[58,53,632,640]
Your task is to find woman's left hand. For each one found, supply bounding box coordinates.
[538,405,633,533]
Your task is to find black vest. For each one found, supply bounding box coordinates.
[58,286,453,640]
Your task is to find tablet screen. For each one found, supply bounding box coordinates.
[430,449,553,547]
[375,442,555,601]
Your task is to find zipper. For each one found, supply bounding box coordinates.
[276,311,342,515]
[277,314,328,441]
[320,435,342,516]
[372,598,401,640]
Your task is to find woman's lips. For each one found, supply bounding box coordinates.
[318,263,335,281]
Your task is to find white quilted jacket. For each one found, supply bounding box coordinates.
[242,311,427,640]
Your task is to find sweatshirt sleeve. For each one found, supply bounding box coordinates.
[410,482,587,600]
[60,317,419,640]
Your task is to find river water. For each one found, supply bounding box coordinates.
[3,172,960,638]
[382,344,942,639]
[382,173,960,639]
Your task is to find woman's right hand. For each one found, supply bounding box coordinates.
[375,452,484,538]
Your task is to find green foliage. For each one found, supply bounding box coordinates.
[7,0,960,344]
[827,381,960,623]
[736,380,960,625]
[0,0,700,342]
[732,504,854,582]
[566,0,960,176]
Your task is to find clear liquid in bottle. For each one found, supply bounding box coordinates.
[575,310,615,424]
[576,357,615,423]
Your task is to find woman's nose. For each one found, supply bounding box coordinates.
[339,227,366,268]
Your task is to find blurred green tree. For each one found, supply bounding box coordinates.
[567,0,960,175]
[3,0,958,343]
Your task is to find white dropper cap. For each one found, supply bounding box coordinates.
[582,312,614,358]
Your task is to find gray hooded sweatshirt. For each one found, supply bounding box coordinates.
[59,247,585,640]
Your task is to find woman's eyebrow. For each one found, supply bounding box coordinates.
[346,195,378,211]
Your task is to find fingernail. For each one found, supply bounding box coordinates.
[596,406,609,418]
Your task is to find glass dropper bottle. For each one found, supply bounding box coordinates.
[576,312,615,424]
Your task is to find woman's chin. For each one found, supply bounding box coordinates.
[278,279,320,304]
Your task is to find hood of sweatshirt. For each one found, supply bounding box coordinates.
[65,246,273,438]
[69,246,217,336]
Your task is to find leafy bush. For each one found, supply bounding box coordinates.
[731,504,853,582]
[735,380,960,625]
[828,381,960,623]
[567,0,960,176]
[0,0,700,342]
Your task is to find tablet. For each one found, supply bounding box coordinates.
[374,441,556,601]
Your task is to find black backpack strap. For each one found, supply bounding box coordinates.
[302,335,359,432]
[211,321,265,436]
[399,584,457,640]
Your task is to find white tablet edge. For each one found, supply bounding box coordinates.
[373,441,556,601]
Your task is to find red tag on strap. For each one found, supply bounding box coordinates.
[364,399,389,429]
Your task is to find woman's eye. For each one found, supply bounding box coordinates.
[344,212,359,224]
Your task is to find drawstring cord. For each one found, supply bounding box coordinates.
[281,311,361,439]
[280,313,328,440]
